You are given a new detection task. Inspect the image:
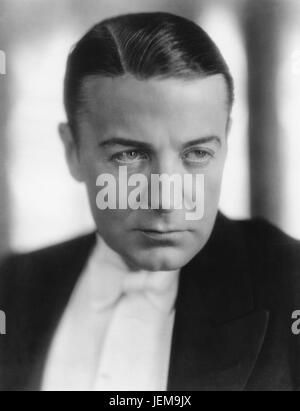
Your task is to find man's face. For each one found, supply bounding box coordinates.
[61,75,229,271]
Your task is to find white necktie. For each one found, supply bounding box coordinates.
[90,238,179,391]
[91,267,179,313]
[42,236,180,391]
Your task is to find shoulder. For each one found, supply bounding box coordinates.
[0,232,96,272]
[221,213,300,256]
[225,213,300,275]
[0,232,96,300]
[223,214,300,309]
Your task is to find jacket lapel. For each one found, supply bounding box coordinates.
[3,233,97,391]
[31,233,97,391]
[167,214,269,391]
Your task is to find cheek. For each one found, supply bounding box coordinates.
[92,207,135,232]
[90,210,124,243]
[203,166,225,208]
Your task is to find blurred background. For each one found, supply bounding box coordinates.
[0,0,300,256]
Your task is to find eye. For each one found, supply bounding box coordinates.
[111,150,149,164]
[182,149,213,164]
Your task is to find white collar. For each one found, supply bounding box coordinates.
[85,235,180,313]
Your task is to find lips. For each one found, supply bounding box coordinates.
[137,225,187,233]
[142,229,184,234]
[137,228,187,242]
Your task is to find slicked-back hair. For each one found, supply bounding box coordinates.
[64,12,234,137]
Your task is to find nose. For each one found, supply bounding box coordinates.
[148,156,184,213]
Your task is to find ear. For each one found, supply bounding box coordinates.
[226,116,233,137]
[59,123,85,182]
[224,116,233,156]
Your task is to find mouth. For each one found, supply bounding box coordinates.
[137,229,187,243]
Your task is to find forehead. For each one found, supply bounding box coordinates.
[81,75,228,139]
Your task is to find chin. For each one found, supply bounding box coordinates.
[132,250,191,272]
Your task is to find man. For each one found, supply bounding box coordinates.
[0,12,300,391]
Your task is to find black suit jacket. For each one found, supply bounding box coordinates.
[1,213,300,391]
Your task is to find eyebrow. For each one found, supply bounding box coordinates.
[181,136,222,149]
[98,136,221,151]
[99,138,154,151]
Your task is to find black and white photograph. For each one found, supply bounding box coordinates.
[0,0,300,394]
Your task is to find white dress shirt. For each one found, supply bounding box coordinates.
[42,235,180,391]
